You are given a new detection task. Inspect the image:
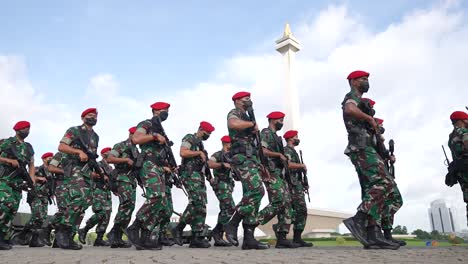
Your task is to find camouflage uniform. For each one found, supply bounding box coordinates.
[159,176,173,237]
[284,146,307,231]
[342,90,397,227]
[109,138,139,229]
[227,108,265,226]
[179,133,208,233]
[257,127,293,233]
[26,165,51,230]
[133,119,170,232]
[209,150,235,225]
[58,125,98,229]
[448,126,468,224]
[0,136,34,238]
[49,152,66,227]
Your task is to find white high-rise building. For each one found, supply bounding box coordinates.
[428,199,457,233]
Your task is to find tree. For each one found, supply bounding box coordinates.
[412,229,431,239]
[392,225,408,235]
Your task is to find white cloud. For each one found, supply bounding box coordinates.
[2,1,468,233]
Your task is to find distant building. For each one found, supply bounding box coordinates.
[428,199,457,233]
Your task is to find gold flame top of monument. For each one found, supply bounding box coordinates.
[283,23,292,38]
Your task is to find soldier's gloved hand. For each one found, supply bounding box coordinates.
[199,151,207,162]
[153,133,166,144]
[9,159,19,168]
[367,117,379,134]
[78,151,89,162]
[126,158,134,167]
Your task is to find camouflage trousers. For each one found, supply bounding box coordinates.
[27,195,49,228]
[51,180,65,228]
[458,172,468,226]
[349,147,398,227]
[230,154,265,225]
[58,165,92,229]
[159,183,173,234]
[85,186,112,233]
[290,183,308,231]
[381,180,403,230]
[113,179,136,228]
[211,179,235,225]
[179,171,207,233]
[0,181,22,237]
[135,160,170,232]
[258,169,293,233]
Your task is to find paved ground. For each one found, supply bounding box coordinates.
[0,246,467,264]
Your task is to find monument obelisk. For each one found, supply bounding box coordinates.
[275,23,301,131]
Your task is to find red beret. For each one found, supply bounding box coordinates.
[375,118,384,125]
[129,126,137,134]
[221,135,231,143]
[13,121,30,131]
[362,98,375,106]
[450,111,468,121]
[232,91,251,101]
[150,102,170,110]
[267,111,285,119]
[199,121,215,133]
[283,130,298,139]
[41,152,54,159]
[81,108,97,117]
[347,70,370,80]
[101,147,112,155]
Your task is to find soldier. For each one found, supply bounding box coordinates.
[78,147,113,246]
[25,152,55,247]
[55,108,100,250]
[172,121,215,248]
[283,130,313,247]
[447,111,468,228]
[46,151,66,247]
[223,91,269,250]
[106,126,139,248]
[208,135,235,247]
[341,70,399,250]
[126,102,173,250]
[257,111,297,248]
[0,121,35,250]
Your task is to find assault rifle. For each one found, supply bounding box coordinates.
[151,116,187,196]
[299,150,310,202]
[442,145,459,187]
[387,139,395,178]
[246,107,271,182]
[128,152,146,196]
[193,137,213,182]
[275,135,292,186]
[8,146,36,197]
[42,165,55,205]
[99,159,113,190]
[77,137,106,182]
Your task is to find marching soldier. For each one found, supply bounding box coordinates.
[224,91,269,250]
[0,121,35,250]
[283,130,313,247]
[172,121,215,248]
[257,111,297,248]
[208,135,235,247]
[46,151,66,247]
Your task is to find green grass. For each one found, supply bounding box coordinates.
[260,238,468,247]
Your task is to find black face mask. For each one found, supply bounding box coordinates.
[359,80,370,93]
[85,117,97,126]
[274,122,283,131]
[293,139,300,146]
[379,127,385,134]
[202,134,210,141]
[243,99,253,108]
[17,131,29,139]
[159,111,169,122]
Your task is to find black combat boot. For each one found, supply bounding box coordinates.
[93,232,110,246]
[40,224,53,246]
[241,224,269,250]
[343,211,369,246]
[171,222,186,246]
[67,227,83,250]
[383,229,406,246]
[189,232,211,248]
[212,223,231,247]
[29,228,45,247]
[160,230,175,246]
[56,226,82,250]
[11,224,32,245]
[224,212,243,247]
[366,226,400,250]
[126,219,147,249]
[109,224,131,248]
[78,223,93,244]
[138,229,161,250]
[293,229,313,247]
[275,231,299,248]
[0,232,12,250]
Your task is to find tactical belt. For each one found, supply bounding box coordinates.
[348,134,373,150]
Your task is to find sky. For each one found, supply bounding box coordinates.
[1,0,468,233]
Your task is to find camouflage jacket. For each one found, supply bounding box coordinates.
[60,124,99,165]
[448,127,468,160]
[260,127,282,170]
[33,165,53,197]
[341,89,373,154]
[0,136,34,187]
[284,145,302,186]
[181,133,205,171]
[109,138,140,173]
[227,107,256,154]
[49,152,65,179]
[210,150,232,181]
[135,119,166,163]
